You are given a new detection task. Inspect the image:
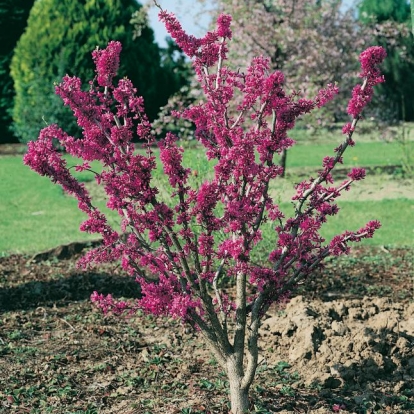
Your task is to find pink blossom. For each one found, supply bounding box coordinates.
[25,12,384,345]
[332,403,346,412]
[158,11,201,57]
[346,46,386,118]
[159,132,190,188]
[218,237,246,260]
[347,84,373,117]
[360,220,381,238]
[348,167,366,181]
[315,83,340,108]
[198,233,215,256]
[90,291,129,315]
[216,14,232,39]
[342,122,354,135]
[92,41,122,87]
[138,275,201,321]
[359,46,387,81]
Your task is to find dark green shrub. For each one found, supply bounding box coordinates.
[0,0,35,143]
[11,0,174,143]
[358,0,414,121]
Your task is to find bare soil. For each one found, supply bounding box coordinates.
[0,245,413,413]
[1,142,413,412]
[0,143,26,156]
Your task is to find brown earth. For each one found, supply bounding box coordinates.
[0,245,413,413]
[0,143,26,156]
[272,171,414,202]
[261,296,414,408]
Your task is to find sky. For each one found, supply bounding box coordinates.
[148,0,214,48]
[148,0,356,48]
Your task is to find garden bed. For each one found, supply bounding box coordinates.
[0,246,413,413]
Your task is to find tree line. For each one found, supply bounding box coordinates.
[0,0,412,144]
[0,0,189,144]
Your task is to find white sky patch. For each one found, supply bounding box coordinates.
[147,0,356,48]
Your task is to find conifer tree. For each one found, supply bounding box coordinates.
[11,0,175,142]
[358,0,414,120]
[0,0,35,143]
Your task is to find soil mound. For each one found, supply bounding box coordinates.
[261,295,414,396]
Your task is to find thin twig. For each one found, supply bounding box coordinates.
[58,317,76,331]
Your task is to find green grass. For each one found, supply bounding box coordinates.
[319,199,414,246]
[247,198,413,264]
[0,135,412,254]
[287,141,402,168]
[276,199,413,247]
[0,156,101,254]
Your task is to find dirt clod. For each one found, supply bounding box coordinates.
[261,295,414,394]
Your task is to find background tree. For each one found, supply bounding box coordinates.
[159,38,193,107]
[131,5,192,116]
[201,0,374,124]
[131,6,195,140]
[10,0,181,143]
[24,23,386,411]
[357,0,414,121]
[192,0,375,176]
[412,0,414,36]
[0,0,35,143]
[152,40,199,140]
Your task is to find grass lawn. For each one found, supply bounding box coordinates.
[313,198,413,246]
[287,141,402,168]
[0,135,412,254]
[0,156,100,255]
[248,198,413,265]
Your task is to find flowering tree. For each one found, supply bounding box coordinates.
[24,7,386,413]
[193,0,378,176]
[197,0,376,122]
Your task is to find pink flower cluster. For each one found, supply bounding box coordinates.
[329,220,381,255]
[92,40,122,87]
[24,11,385,324]
[347,46,386,118]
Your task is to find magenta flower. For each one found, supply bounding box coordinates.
[347,46,386,118]
[24,14,386,412]
[315,83,340,108]
[359,46,387,81]
[348,167,366,181]
[216,14,232,39]
[332,403,346,412]
[92,40,122,87]
[158,11,201,58]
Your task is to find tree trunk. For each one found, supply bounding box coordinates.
[280,148,287,178]
[228,375,250,413]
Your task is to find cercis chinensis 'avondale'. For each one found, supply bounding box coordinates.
[24,9,386,413]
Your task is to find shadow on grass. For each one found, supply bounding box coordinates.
[0,271,141,312]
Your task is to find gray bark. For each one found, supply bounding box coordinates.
[227,365,250,413]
